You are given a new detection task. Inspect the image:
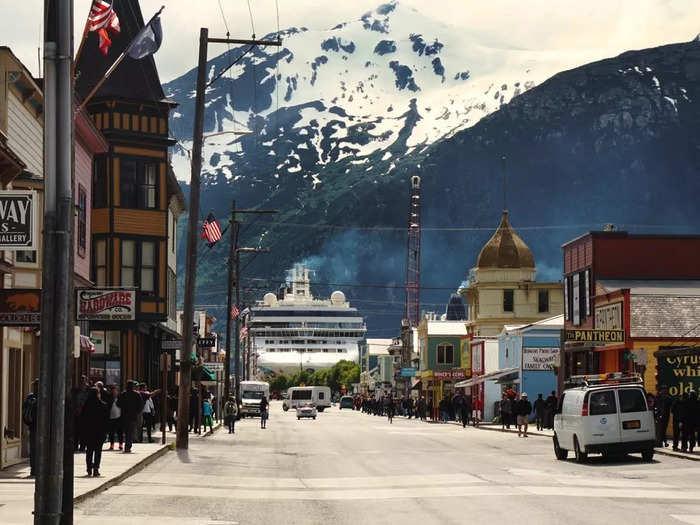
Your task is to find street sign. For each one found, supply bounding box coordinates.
[197,336,216,348]
[0,190,38,250]
[161,340,182,350]
[400,367,417,377]
[565,329,624,345]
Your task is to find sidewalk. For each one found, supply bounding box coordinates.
[0,422,221,524]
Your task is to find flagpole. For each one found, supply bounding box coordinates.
[72,3,93,77]
[77,5,166,111]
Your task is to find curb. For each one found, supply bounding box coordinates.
[653,448,700,462]
[201,422,222,438]
[73,444,170,505]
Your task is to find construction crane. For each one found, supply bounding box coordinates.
[405,175,421,326]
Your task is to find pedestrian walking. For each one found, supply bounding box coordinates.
[224,396,238,434]
[117,380,144,453]
[654,385,673,447]
[107,385,123,450]
[516,393,532,437]
[202,397,214,433]
[82,387,108,476]
[544,391,557,429]
[680,389,698,452]
[260,396,269,429]
[671,393,683,451]
[460,396,470,428]
[189,388,200,434]
[501,394,513,430]
[21,379,39,478]
[73,375,90,451]
[472,396,482,427]
[166,388,177,432]
[439,397,449,423]
[533,393,546,431]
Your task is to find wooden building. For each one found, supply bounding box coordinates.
[76,0,182,389]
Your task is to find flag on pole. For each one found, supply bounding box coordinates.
[201,213,223,246]
[240,326,248,339]
[230,305,240,320]
[126,13,163,59]
[240,307,250,319]
[88,0,121,56]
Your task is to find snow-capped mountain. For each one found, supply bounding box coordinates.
[165,1,600,185]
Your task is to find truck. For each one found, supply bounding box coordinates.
[239,381,270,417]
[282,386,332,412]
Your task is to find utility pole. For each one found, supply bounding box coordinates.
[224,200,236,402]
[177,28,208,450]
[178,29,280,448]
[36,1,73,523]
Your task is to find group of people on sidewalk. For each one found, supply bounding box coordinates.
[652,386,700,453]
[499,390,558,437]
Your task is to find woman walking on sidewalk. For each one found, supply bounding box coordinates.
[259,396,269,429]
[107,385,123,450]
[224,396,238,434]
[82,387,108,477]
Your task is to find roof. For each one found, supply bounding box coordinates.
[426,321,468,336]
[476,211,535,269]
[630,295,700,338]
[75,0,165,103]
[598,280,700,296]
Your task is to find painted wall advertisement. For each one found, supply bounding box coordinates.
[77,289,136,321]
[522,347,560,371]
[655,348,700,397]
[0,190,38,250]
[460,338,471,377]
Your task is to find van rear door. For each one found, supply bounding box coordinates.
[617,387,654,443]
[586,389,621,446]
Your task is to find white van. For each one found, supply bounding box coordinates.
[553,373,655,463]
[240,381,270,417]
[283,386,331,412]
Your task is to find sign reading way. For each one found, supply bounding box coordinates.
[0,191,38,250]
[77,289,136,321]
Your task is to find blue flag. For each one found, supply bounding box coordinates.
[127,15,163,60]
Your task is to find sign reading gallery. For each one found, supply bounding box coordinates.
[0,191,38,250]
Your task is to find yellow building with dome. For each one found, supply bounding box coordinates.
[460,211,564,337]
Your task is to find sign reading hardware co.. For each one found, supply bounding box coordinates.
[565,329,624,345]
[77,289,136,321]
[0,191,38,250]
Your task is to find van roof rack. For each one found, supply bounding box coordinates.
[565,372,643,389]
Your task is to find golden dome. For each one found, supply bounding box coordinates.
[476,211,535,269]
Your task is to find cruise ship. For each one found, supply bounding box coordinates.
[249,265,366,377]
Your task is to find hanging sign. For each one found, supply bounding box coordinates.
[197,336,216,348]
[0,289,41,325]
[76,289,136,321]
[565,329,624,345]
[522,347,560,370]
[0,190,38,250]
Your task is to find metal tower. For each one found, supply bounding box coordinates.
[405,175,421,326]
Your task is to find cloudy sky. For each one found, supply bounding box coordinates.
[2,0,699,82]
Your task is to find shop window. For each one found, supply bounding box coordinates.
[503,289,514,312]
[92,156,107,208]
[120,160,138,208]
[139,164,157,209]
[538,290,549,313]
[77,185,87,255]
[121,240,136,286]
[94,239,107,286]
[16,250,37,264]
[437,343,454,364]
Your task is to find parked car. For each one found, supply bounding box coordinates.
[553,373,655,463]
[339,396,354,410]
[296,402,317,420]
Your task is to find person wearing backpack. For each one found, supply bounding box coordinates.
[22,379,39,477]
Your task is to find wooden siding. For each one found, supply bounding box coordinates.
[113,112,121,129]
[159,118,166,135]
[159,241,166,296]
[113,209,166,236]
[131,114,139,131]
[113,145,165,159]
[159,163,166,210]
[91,209,109,233]
[7,93,42,175]
[141,301,157,314]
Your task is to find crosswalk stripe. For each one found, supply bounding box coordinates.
[523,486,700,500]
[671,516,700,525]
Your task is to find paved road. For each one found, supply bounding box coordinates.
[75,401,700,525]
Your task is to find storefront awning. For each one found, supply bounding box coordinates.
[192,365,216,382]
[455,367,519,388]
[495,371,520,385]
[80,335,95,353]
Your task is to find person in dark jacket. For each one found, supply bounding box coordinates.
[73,376,90,451]
[533,393,546,431]
[516,393,533,438]
[22,380,39,477]
[82,387,108,476]
[671,393,684,451]
[460,396,471,428]
[654,386,673,447]
[501,395,513,430]
[116,381,144,453]
[680,390,699,453]
[544,391,558,429]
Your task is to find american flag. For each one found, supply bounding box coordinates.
[201,213,223,245]
[230,305,239,320]
[88,0,121,56]
[240,326,248,339]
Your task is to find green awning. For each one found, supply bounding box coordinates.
[192,365,216,382]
